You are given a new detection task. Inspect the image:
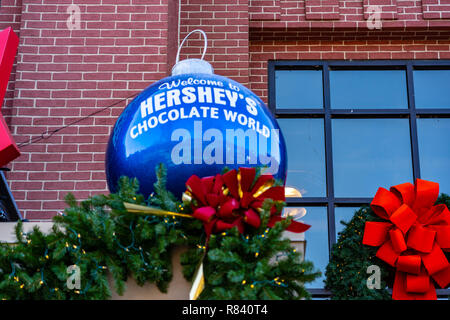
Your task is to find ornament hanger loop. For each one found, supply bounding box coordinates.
[176,29,208,64]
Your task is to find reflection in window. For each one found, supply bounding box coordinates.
[417,118,450,194]
[330,70,408,109]
[271,62,450,298]
[414,70,450,108]
[278,118,326,197]
[332,119,413,197]
[275,69,323,109]
[283,206,328,289]
[334,207,360,239]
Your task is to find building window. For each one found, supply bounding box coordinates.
[269,60,450,296]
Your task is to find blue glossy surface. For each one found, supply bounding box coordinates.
[106,73,287,199]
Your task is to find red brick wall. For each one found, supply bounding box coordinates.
[249,0,450,27]
[422,0,450,19]
[179,0,250,85]
[1,0,450,220]
[0,0,22,111]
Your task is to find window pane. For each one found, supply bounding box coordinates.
[414,70,450,108]
[417,118,450,194]
[278,118,326,197]
[332,119,413,197]
[275,69,323,109]
[330,70,408,109]
[283,206,328,289]
[334,207,360,239]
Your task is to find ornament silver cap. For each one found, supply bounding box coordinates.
[171,58,214,76]
[171,29,213,76]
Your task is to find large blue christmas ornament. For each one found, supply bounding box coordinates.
[105,33,286,199]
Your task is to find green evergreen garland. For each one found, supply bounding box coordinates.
[325,194,450,300]
[0,165,198,300]
[0,164,320,300]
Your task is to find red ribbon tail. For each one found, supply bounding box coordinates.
[286,220,311,233]
[215,217,245,234]
[393,271,414,300]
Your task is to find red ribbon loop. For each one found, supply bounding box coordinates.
[407,225,436,253]
[434,224,450,250]
[421,244,449,275]
[376,241,399,267]
[389,228,407,253]
[362,222,391,246]
[371,187,402,219]
[397,255,421,275]
[363,179,450,300]
[390,183,415,208]
[414,179,439,211]
[218,198,239,218]
[390,204,417,234]
[193,206,216,222]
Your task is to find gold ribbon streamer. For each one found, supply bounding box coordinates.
[189,263,205,300]
[123,202,193,219]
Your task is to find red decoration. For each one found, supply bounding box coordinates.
[363,179,450,300]
[184,167,310,238]
[0,27,20,167]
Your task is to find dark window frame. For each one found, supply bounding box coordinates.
[268,60,450,298]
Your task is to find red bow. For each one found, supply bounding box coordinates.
[363,179,450,300]
[184,167,310,238]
